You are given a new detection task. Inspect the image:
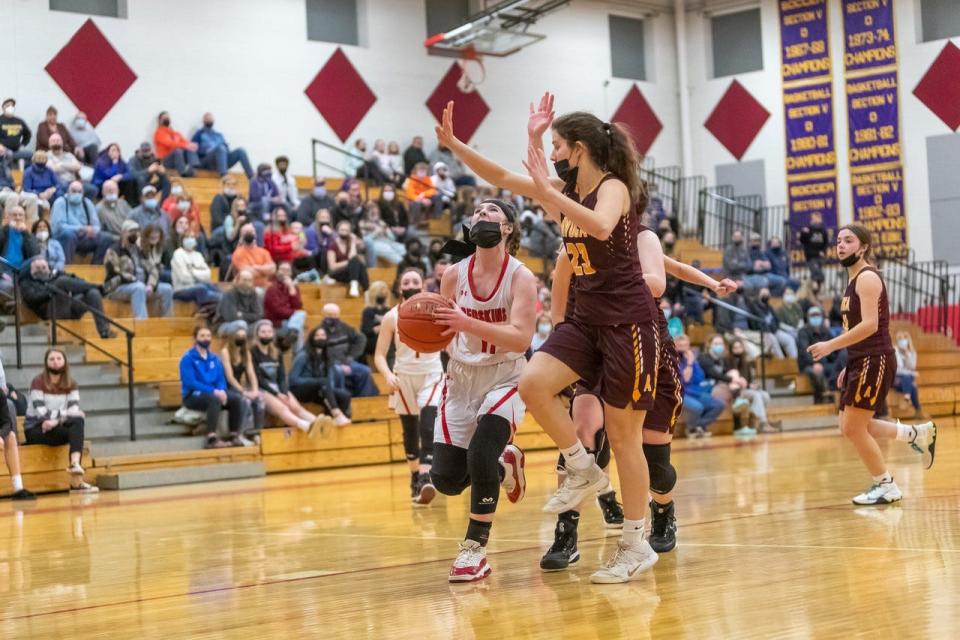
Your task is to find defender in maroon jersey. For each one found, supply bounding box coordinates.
[807,223,936,505]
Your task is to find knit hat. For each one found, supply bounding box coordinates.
[121,219,140,232]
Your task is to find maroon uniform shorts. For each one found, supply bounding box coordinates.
[539,318,657,411]
[840,352,896,412]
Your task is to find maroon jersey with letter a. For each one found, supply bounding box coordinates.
[840,266,893,358]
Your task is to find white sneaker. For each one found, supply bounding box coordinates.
[321,275,337,285]
[70,481,100,494]
[449,540,491,583]
[852,481,903,505]
[348,281,360,298]
[67,464,84,476]
[543,455,608,514]
[333,413,351,427]
[909,421,937,469]
[499,444,526,504]
[590,540,659,584]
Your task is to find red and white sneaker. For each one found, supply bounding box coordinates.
[449,540,491,583]
[499,444,526,504]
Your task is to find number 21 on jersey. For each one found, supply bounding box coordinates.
[566,242,596,276]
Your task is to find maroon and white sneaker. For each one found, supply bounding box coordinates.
[449,540,491,583]
[499,444,526,504]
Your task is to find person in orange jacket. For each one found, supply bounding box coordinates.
[153,111,200,177]
[403,161,438,225]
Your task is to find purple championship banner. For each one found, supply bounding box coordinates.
[842,0,908,259]
[779,0,837,265]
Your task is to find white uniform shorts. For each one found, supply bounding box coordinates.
[435,358,526,450]
[391,371,443,416]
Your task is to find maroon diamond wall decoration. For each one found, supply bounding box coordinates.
[44,19,136,126]
[913,41,960,131]
[426,63,490,144]
[704,80,770,160]
[305,47,377,143]
[611,85,662,157]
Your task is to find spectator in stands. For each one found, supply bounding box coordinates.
[745,287,796,358]
[264,207,299,263]
[250,163,284,218]
[360,281,391,362]
[676,334,724,438]
[764,235,800,292]
[698,334,735,404]
[22,151,59,212]
[774,287,805,340]
[271,155,300,210]
[96,175,130,240]
[92,143,134,198]
[799,212,829,283]
[723,229,765,291]
[296,177,335,225]
[162,179,185,212]
[431,162,456,213]
[403,136,428,176]
[220,326,265,439]
[35,106,80,158]
[47,133,95,200]
[128,142,171,198]
[232,223,276,287]
[211,194,259,266]
[141,223,172,284]
[215,268,262,337]
[795,279,823,317]
[378,184,411,241]
[0,183,40,225]
[31,218,64,271]
[726,337,777,434]
[531,313,553,351]
[103,220,174,319]
[404,162,438,224]
[0,98,33,165]
[0,206,38,289]
[322,303,378,397]
[368,139,399,186]
[527,214,562,259]
[166,193,203,241]
[51,180,112,264]
[394,237,430,292]
[169,214,205,265]
[210,175,240,233]
[180,326,246,449]
[191,112,253,178]
[344,138,368,179]
[796,306,842,404]
[24,348,98,492]
[250,320,320,432]
[426,239,444,272]
[425,257,448,294]
[154,111,199,177]
[264,261,307,345]
[429,143,474,187]
[385,141,405,184]
[747,232,786,295]
[290,326,352,426]
[893,330,922,416]
[130,185,171,236]
[68,111,100,166]
[171,229,221,312]
[332,184,364,229]
[327,220,369,298]
[304,208,334,274]
[660,230,677,256]
[360,201,405,266]
[0,386,35,500]
[21,257,115,338]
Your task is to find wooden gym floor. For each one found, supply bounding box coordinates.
[2,419,958,639]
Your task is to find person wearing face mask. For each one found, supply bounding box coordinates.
[264,207,299,263]
[130,185,172,237]
[321,302,379,397]
[128,142,171,200]
[36,105,79,156]
[22,150,60,211]
[799,211,829,284]
[249,163,285,218]
[47,132,98,201]
[31,218,65,272]
[428,142,474,187]
[403,135,428,176]
[359,201,406,266]
[270,155,300,209]
[24,348,98,492]
[191,112,253,178]
[531,313,553,351]
[153,111,199,178]
[376,184,411,241]
[764,235,800,292]
[745,232,785,295]
[403,161,439,225]
[796,306,841,404]
[20,256,115,338]
[326,220,369,298]
[744,287,796,359]
[51,180,112,263]
[231,222,277,288]
[892,331,922,417]
[211,175,241,232]
[290,326,352,427]
[0,97,34,166]
[0,206,39,284]
[431,161,457,213]
[374,269,443,504]
[161,180,188,216]
[215,268,263,337]
[179,326,246,449]
[250,320,323,433]
[697,334,736,404]
[722,229,765,291]
[393,237,429,295]
[360,281,392,361]
[220,328,266,443]
[344,138,368,179]
[171,231,222,313]
[93,179,129,238]
[263,261,307,348]
[296,177,336,225]
[725,338,777,435]
[103,219,174,319]
[68,111,101,166]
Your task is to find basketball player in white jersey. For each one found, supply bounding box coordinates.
[374,267,444,506]
[430,198,538,582]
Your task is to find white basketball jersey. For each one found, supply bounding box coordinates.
[449,253,525,366]
[389,306,443,376]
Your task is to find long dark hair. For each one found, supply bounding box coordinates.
[552,112,645,207]
[839,222,874,265]
[42,348,75,392]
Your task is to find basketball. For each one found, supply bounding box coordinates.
[397,292,454,353]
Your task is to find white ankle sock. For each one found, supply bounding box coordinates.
[896,422,916,442]
[872,472,893,484]
[622,518,645,547]
[297,418,312,430]
[560,442,591,471]
[11,474,23,492]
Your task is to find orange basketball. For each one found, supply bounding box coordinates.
[398,292,454,353]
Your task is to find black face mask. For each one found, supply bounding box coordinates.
[161,118,171,127]
[196,340,211,350]
[733,238,743,246]
[760,294,770,303]
[323,318,337,330]
[401,288,419,300]
[469,220,504,249]
[769,245,782,253]
[127,232,139,244]
[234,337,246,347]
[258,337,273,346]
[553,158,578,184]
[840,252,861,268]
[242,233,256,245]
[311,339,326,349]
[375,295,387,305]
[47,366,64,375]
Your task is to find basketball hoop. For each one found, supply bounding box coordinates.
[456,45,486,93]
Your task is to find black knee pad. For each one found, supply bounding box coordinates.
[418,406,437,465]
[466,414,511,515]
[556,427,610,473]
[400,414,419,461]
[430,443,469,496]
[643,442,676,495]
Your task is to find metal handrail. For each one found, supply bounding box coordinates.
[708,294,770,387]
[0,256,23,368]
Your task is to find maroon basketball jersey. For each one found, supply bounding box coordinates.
[560,174,657,325]
[841,266,893,358]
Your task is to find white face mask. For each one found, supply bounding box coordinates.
[105,193,119,203]
[75,118,87,128]
[382,191,395,202]
[537,323,551,335]
[36,230,49,242]
[784,293,797,304]
[3,106,13,116]
[897,338,909,350]
[171,185,183,196]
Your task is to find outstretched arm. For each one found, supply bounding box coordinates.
[663,255,737,296]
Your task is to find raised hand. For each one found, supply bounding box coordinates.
[521,144,554,200]
[435,101,459,149]
[527,91,555,141]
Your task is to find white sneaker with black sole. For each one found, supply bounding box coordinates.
[590,540,659,584]
[909,421,937,469]
[852,480,903,505]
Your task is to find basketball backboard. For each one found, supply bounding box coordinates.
[424,0,568,58]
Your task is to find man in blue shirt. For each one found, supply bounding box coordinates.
[0,204,38,297]
[191,113,253,179]
[50,180,112,264]
[179,325,246,448]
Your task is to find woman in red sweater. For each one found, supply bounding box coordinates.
[263,261,307,348]
[264,207,299,263]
